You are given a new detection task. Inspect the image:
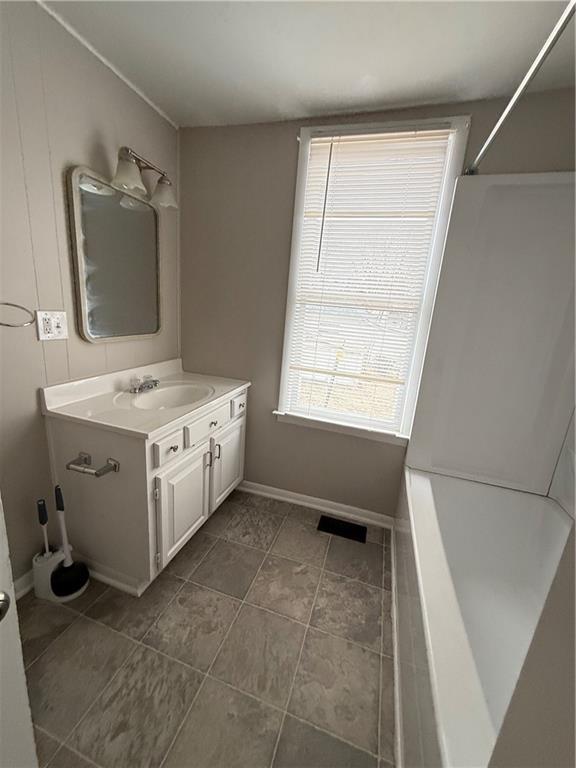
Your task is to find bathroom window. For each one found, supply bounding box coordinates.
[277,118,469,439]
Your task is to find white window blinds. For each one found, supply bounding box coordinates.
[279,125,462,435]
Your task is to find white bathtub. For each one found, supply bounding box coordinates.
[395,468,573,768]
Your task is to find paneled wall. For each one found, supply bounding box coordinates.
[179,89,574,515]
[0,2,179,580]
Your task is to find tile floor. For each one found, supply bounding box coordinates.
[19,491,394,768]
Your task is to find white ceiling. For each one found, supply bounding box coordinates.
[46,1,574,128]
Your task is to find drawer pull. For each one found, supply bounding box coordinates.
[239,402,245,409]
[215,444,221,459]
[169,445,179,453]
[209,420,218,427]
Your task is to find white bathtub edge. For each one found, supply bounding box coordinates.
[391,529,404,768]
[405,468,495,768]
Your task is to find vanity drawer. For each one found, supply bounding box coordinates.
[153,429,185,468]
[231,392,247,418]
[184,402,230,449]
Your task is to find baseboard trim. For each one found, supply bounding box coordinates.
[15,486,394,600]
[238,480,395,529]
[13,560,144,600]
[14,570,34,600]
[76,556,146,596]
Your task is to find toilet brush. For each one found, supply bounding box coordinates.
[37,499,51,557]
[51,484,89,599]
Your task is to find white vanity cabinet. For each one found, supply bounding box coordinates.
[154,414,246,566]
[154,415,246,568]
[42,362,250,596]
[155,440,212,566]
[210,417,246,512]
[152,398,247,570]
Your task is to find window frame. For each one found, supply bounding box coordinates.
[276,116,470,443]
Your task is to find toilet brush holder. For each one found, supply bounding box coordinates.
[32,549,88,603]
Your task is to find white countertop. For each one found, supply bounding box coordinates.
[41,360,250,439]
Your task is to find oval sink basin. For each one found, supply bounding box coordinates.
[126,383,214,411]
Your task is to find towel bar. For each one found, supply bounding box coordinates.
[66,452,120,477]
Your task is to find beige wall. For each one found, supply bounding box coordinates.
[0,2,179,580]
[180,89,574,515]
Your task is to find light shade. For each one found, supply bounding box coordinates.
[151,176,178,209]
[112,154,147,196]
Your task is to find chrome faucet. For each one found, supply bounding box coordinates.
[129,374,160,394]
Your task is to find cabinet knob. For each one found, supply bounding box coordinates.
[169,445,179,453]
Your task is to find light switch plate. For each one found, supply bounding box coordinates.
[35,310,68,341]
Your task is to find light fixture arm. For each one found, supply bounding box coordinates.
[119,146,168,179]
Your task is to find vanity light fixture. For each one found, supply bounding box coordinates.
[151,175,177,209]
[111,146,178,209]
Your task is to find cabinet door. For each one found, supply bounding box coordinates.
[210,418,246,513]
[156,441,211,567]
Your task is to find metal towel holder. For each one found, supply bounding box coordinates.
[66,452,120,478]
[0,302,35,328]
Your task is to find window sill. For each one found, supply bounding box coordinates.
[273,411,409,447]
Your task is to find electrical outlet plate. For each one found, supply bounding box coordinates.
[35,310,68,341]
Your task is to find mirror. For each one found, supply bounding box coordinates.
[68,167,160,342]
